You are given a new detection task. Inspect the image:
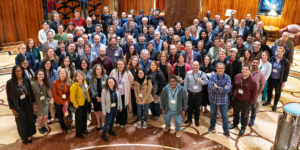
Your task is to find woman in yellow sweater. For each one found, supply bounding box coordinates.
[70,71,90,139]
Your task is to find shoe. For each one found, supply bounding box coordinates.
[47,120,51,125]
[239,128,246,135]
[184,119,191,124]
[153,116,159,121]
[38,128,45,134]
[22,141,28,145]
[108,130,116,136]
[262,101,271,106]
[143,122,147,129]
[228,105,233,110]
[239,116,241,123]
[248,118,255,127]
[228,124,237,129]
[208,127,214,133]
[176,131,181,137]
[28,139,32,144]
[97,127,101,131]
[115,123,120,127]
[164,126,170,132]
[56,118,59,122]
[132,114,137,117]
[67,129,71,134]
[224,131,231,139]
[42,126,48,133]
[150,116,154,120]
[195,121,199,127]
[101,134,108,142]
[272,105,277,111]
[77,135,84,139]
[83,130,88,134]
[137,121,142,128]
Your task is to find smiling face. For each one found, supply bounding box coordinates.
[117,61,125,72]
[138,70,145,79]
[21,60,29,69]
[29,41,34,49]
[131,57,138,67]
[45,61,51,70]
[96,66,102,76]
[37,71,45,80]
[15,67,23,79]
[81,61,88,69]
[108,79,115,89]
[59,69,66,80]
[64,58,70,67]
[20,45,27,55]
[76,73,84,82]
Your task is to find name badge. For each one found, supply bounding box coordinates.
[20,94,25,100]
[85,84,88,89]
[273,69,277,73]
[118,85,123,88]
[179,77,182,81]
[114,53,119,56]
[102,81,106,85]
[88,33,92,37]
[238,89,243,94]
[35,59,39,63]
[171,100,176,104]
[139,94,143,97]
[72,62,75,66]
[111,103,116,107]
[62,94,66,99]
[40,95,45,100]
[193,86,198,89]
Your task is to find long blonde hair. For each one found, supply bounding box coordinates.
[57,68,72,86]
[43,47,59,63]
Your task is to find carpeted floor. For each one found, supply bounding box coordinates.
[0,43,300,150]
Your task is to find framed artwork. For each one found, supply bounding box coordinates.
[257,0,285,16]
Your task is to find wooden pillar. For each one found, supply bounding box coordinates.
[165,0,202,28]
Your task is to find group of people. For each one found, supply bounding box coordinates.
[8,6,291,145]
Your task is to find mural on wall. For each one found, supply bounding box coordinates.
[257,0,285,15]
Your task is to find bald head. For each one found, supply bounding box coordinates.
[94,35,101,45]
[282,32,289,41]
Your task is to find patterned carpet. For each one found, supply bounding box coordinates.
[0,43,300,150]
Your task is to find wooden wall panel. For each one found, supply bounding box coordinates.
[117,0,155,18]
[0,0,43,45]
[201,0,300,29]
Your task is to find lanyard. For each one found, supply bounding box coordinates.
[18,80,25,94]
[170,88,178,99]
[38,84,44,94]
[117,71,123,84]
[60,81,65,94]
[192,73,200,85]
[177,66,183,76]
[86,53,90,63]
[142,61,148,69]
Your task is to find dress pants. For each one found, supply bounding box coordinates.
[15,102,36,141]
[187,92,202,122]
[131,89,137,115]
[233,98,251,129]
[267,77,282,106]
[54,103,69,131]
[102,107,118,135]
[75,101,88,137]
[116,95,127,125]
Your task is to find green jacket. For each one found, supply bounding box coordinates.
[27,47,41,70]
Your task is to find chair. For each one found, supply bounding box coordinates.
[278,24,300,46]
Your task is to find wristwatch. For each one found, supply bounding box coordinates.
[217,87,219,91]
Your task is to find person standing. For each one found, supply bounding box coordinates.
[70,9,86,28]
[259,51,272,102]
[70,71,90,139]
[161,76,188,138]
[134,69,153,128]
[50,13,62,34]
[101,77,123,142]
[106,37,124,66]
[101,6,112,36]
[262,46,290,111]
[26,38,41,70]
[184,61,208,126]
[6,66,37,144]
[15,44,36,72]
[207,62,232,138]
[91,47,114,75]
[229,64,258,135]
[128,56,141,117]
[248,58,266,127]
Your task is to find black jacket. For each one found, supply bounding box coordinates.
[194,48,208,58]
[59,51,81,69]
[174,28,185,37]
[84,24,96,34]
[269,55,290,82]
[226,56,242,81]
[50,20,63,34]
[212,59,233,79]
[147,70,166,95]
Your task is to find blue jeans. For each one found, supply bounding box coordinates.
[210,102,229,132]
[137,103,150,122]
[102,107,118,135]
[149,102,160,117]
[164,109,182,131]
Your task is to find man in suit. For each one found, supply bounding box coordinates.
[274,32,294,63]
[271,38,291,61]
[134,9,144,26]
[236,19,251,41]
[50,13,62,34]
[182,41,202,66]
[207,22,218,41]
[42,30,58,56]
[150,9,164,29]
[252,21,267,36]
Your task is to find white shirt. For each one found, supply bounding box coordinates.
[38,29,55,44]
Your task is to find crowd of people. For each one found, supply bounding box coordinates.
[8,6,292,144]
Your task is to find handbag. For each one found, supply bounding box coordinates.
[69,102,77,113]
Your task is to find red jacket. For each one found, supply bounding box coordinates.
[70,17,86,28]
[47,0,56,12]
[172,63,191,83]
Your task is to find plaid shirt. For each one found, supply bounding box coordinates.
[208,73,232,105]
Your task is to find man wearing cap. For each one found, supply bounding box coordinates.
[38,20,55,50]
[134,9,145,26]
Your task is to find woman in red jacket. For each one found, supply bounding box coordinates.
[52,68,72,134]
[172,53,191,85]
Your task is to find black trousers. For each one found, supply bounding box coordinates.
[267,77,282,106]
[187,92,202,122]
[15,103,36,141]
[54,103,69,131]
[75,101,88,137]
[116,95,127,125]
[131,89,137,115]
[233,98,251,129]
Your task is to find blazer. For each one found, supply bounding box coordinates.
[70,81,91,108]
[42,40,59,56]
[134,76,153,104]
[270,45,291,61]
[80,51,97,69]
[269,56,290,83]
[236,26,251,41]
[84,24,96,34]
[101,88,122,113]
[15,52,36,71]
[90,75,108,98]
[6,77,36,110]
[182,51,203,65]
[134,15,143,25]
[274,39,294,61]
[193,48,208,58]
[50,20,63,34]
[52,80,70,106]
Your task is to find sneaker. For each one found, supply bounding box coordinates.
[42,126,48,133]
[101,134,108,142]
[108,130,116,136]
[224,131,231,139]
[143,122,147,129]
[176,131,181,137]
[248,118,255,127]
[208,127,214,133]
[137,121,141,128]
[184,119,191,124]
[38,128,45,134]
[164,126,170,132]
[262,101,271,106]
